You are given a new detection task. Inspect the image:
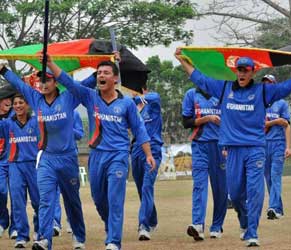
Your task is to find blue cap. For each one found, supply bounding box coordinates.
[236,57,255,70]
[36,68,54,78]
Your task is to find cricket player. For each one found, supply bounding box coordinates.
[262,74,291,219]
[175,48,291,247]
[0,65,86,250]
[46,55,156,250]
[131,87,163,241]
[182,87,227,241]
[0,93,39,248]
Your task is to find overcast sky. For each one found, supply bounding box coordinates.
[132,16,220,64]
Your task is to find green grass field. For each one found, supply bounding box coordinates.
[1,177,291,250]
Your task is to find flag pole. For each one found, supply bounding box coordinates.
[109,27,121,89]
[41,0,50,84]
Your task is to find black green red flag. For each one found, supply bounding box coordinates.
[180,47,291,80]
[0,39,113,72]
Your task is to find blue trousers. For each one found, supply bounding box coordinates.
[191,141,227,232]
[265,140,285,214]
[53,186,62,229]
[132,149,161,231]
[9,161,39,241]
[89,150,128,249]
[37,151,85,250]
[0,164,16,234]
[227,146,265,240]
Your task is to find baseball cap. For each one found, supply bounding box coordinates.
[262,74,276,83]
[236,57,255,71]
[36,68,54,78]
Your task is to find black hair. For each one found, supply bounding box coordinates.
[97,61,119,76]
[12,93,27,104]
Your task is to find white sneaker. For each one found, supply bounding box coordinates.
[10,230,18,239]
[210,230,222,239]
[187,224,204,241]
[267,208,276,220]
[14,240,27,248]
[105,243,119,250]
[149,224,158,233]
[66,221,72,234]
[32,239,49,250]
[275,212,283,219]
[138,228,151,241]
[246,238,260,247]
[0,225,5,238]
[53,226,61,237]
[240,228,247,240]
[73,235,85,250]
[33,232,38,241]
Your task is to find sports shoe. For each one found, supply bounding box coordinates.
[246,238,260,247]
[275,212,283,219]
[10,230,18,239]
[105,243,119,250]
[0,225,5,238]
[14,240,27,248]
[267,208,276,220]
[210,230,222,239]
[240,228,247,240]
[149,224,158,233]
[33,232,38,241]
[53,226,61,237]
[66,221,72,234]
[32,239,49,250]
[73,235,85,250]
[138,228,151,241]
[187,224,204,241]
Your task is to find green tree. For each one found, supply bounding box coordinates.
[146,55,193,144]
[0,0,196,50]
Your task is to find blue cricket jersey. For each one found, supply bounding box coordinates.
[131,92,163,158]
[1,68,80,154]
[56,71,150,151]
[190,69,291,146]
[266,99,290,141]
[0,109,14,164]
[0,114,38,162]
[182,88,220,142]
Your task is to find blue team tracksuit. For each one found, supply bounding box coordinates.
[0,114,39,242]
[265,100,290,215]
[57,71,150,249]
[131,93,163,232]
[182,88,227,233]
[0,109,16,236]
[1,68,86,250]
[54,110,84,229]
[189,69,291,240]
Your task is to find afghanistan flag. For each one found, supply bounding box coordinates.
[180,47,291,80]
[0,39,113,72]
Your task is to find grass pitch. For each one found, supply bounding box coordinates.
[1,177,291,250]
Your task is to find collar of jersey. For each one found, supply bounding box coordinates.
[232,79,254,91]
[196,87,211,100]
[98,89,124,99]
